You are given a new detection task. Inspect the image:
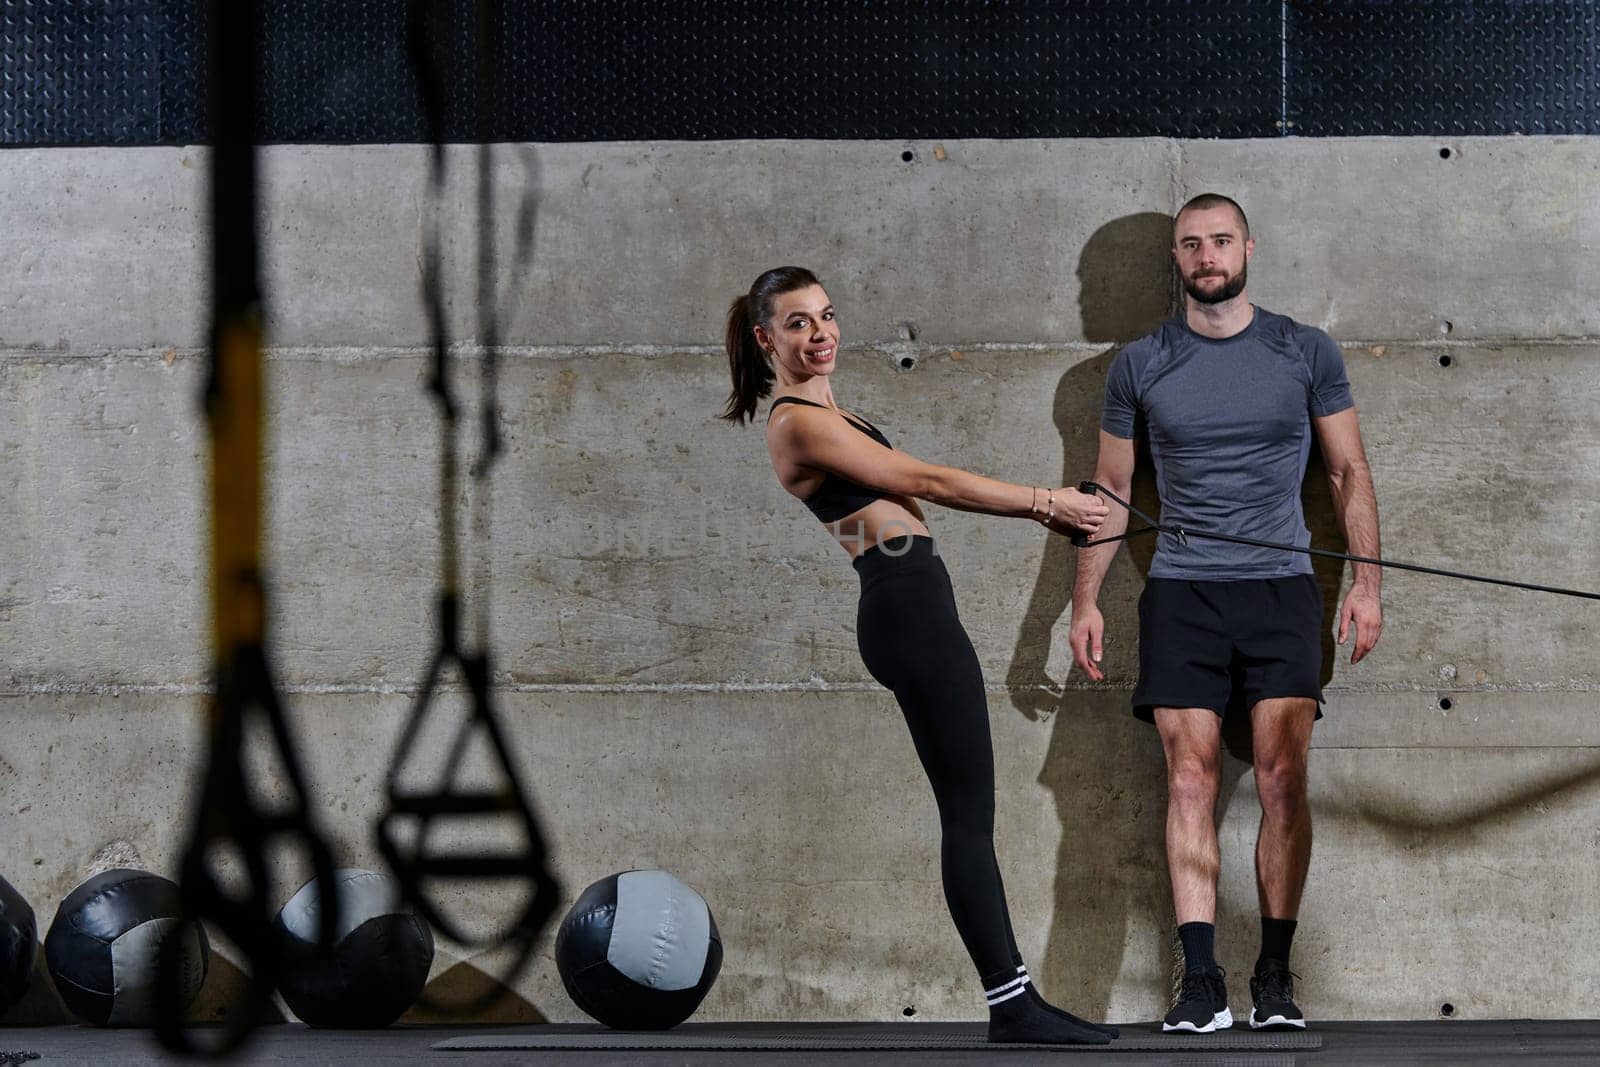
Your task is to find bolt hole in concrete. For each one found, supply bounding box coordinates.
[1440,1002,1457,1018]
[1439,697,1453,711]
[1438,353,1453,368]
[902,1006,917,1018]
[900,149,914,162]
[1439,146,1453,159]
[896,322,919,369]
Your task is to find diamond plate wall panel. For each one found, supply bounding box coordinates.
[3,1,1598,144]
[1287,1,1600,136]
[258,1,425,142]
[4,0,1282,144]
[155,0,202,143]
[258,0,1283,141]
[1,0,160,145]
[490,1,1282,141]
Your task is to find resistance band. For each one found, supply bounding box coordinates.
[1074,481,1600,602]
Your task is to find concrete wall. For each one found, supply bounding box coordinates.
[2,138,1598,1026]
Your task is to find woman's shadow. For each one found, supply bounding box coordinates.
[1003,213,1347,1021]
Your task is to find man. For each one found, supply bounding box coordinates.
[1069,193,1382,1032]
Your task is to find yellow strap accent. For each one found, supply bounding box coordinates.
[210,314,265,652]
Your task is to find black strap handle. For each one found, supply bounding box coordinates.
[155,643,341,1056]
[375,597,561,1014]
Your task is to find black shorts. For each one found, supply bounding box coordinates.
[1133,575,1324,723]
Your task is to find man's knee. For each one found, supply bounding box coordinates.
[1157,708,1224,811]
[1254,755,1308,819]
[1167,754,1222,812]
[1251,698,1314,818]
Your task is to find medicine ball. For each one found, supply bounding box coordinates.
[555,870,722,1030]
[0,873,36,1015]
[271,868,433,1028]
[44,869,208,1026]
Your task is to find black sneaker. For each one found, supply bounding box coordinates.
[1249,963,1306,1030]
[1162,967,1232,1033]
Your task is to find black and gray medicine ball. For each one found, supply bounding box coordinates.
[0,873,36,1015]
[44,869,209,1026]
[271,868,433,1028]
[555,870,722,1030]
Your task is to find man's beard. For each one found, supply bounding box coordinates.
[1182,262,1248,305]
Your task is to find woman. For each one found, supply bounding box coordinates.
[722,266,1115,1045]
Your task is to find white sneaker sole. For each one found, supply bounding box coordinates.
[1249,1009,1307,1030]
[1163,1008,1233,1033]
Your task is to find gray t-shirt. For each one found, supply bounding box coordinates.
[1100,308,1354,580]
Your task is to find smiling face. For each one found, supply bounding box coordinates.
[754,285,839,381]
[1173,204,1254,306]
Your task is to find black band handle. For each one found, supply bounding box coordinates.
[1068,480,1103,546]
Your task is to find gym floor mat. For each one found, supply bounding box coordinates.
[432,1022,1321,1052]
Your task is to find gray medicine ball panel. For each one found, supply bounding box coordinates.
[607,870,710,992]
[107,918,206,1026]
[279,869,400,943]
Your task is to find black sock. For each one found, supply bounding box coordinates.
[1178,921,1217,974]
[1257,917,1297,973]
[984,967,1111,1045]
[1006,963,1120,1039]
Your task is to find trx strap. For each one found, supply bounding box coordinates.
[1074,481,1600,602]
[155,0,340,1054]
[375,0,561,1014]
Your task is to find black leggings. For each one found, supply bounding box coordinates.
[854,535,1018,980]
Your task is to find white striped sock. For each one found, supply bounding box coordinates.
[985,972,1031,1006]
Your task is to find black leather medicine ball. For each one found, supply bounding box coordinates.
[44,869,208,1026]
[271,868,433,1028]
[0,873,36,1015]
[555,870,721,1030]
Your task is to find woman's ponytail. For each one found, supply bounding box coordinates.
[720,266,821,425]
[721,293,774,424]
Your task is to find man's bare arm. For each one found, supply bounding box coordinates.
[1314,407,1383,663]
[1069,431,1137,680]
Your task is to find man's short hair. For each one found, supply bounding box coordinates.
[1175,193,1249,240]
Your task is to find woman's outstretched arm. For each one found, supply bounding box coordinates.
[769,405,1108,532]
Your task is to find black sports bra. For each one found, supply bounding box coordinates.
[768,396,895,522]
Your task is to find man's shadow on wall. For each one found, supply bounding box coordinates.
[1003,213,1347,1020]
